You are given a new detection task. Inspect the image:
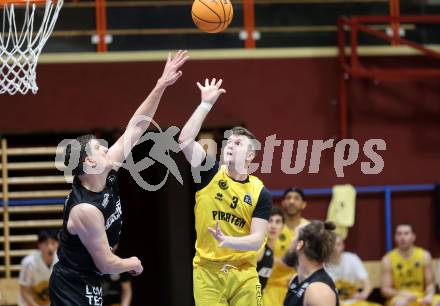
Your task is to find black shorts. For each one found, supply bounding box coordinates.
[50,263,103,306]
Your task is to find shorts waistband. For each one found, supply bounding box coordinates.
[55,262,102,280]
[196,259,252,270]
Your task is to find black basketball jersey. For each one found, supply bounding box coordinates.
[57,170,123,274]
[257,244,274,290]
[283,268,339,306]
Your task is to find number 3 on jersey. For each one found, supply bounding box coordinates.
[230,196,238,209]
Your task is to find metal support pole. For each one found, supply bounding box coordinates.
[1,139,10,278]
[95,0,108,52]
[339,74,349,139]
[243,0,256,49]
[390,0,400,45]
[384,187,393,251]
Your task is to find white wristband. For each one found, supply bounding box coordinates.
[200,102,213,111]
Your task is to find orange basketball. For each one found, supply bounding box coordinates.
[191,0,234,34]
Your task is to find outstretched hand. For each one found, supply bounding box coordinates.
[208,221,228,247]
[158,50,189,87]
[197,78,226,106]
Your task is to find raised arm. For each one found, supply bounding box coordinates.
[68,204,143,275]
[178,78,226,167]
[208,218,267,251]
[108,50,188,170]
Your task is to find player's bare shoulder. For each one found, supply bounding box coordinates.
[67,203,103,235]
[304,282,337,306]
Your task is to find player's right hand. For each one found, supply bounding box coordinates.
[197,78,226,106]
[127,256,143,276]
[158,50,188,87]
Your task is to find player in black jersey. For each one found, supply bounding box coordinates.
[49,50,188,306]
[257,207,284,290]
[282,220,339,306]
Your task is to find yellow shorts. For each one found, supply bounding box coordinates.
[193,263,263,306]
[262,284,288,306]
[387,292,440,306]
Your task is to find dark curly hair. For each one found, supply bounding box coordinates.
[270,207,285,223]
[64,134,96,176]
[298,220,337,262]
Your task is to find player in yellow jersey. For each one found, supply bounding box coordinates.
[256,207,286,290]
[381,224,440,306]
[326,234,381,306]
[178,78,272,306]
[263,188,309,306]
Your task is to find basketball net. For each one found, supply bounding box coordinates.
[0,0,62,95]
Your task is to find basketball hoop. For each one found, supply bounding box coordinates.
[0,0,62,95]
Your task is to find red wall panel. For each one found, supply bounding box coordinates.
[1,56,439,259]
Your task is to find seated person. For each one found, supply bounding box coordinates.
[18,229,59,306]
[381,224,440,306]
[436,258,440,296]
[326,234,381,306]
[257,207,284,290]
[263,188,309,306]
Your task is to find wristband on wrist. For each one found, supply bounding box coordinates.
[200,102,213,111]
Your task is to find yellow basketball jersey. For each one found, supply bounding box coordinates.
[266,218,309,287]
[193,165,267,267]
[388,247,426,293]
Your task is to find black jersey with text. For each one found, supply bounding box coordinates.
[57,170,123,274]
[283,268,339,306]
[256,244,274,290]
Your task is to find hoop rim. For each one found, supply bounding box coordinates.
[0,0,56,5]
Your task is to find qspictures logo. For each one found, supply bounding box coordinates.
[55,116,386,191]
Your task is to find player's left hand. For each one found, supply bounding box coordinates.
[197,78,226,106]
[158,50,189,87]
[208,221,228,247]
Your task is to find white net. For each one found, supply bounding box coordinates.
[0,0,62,95]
